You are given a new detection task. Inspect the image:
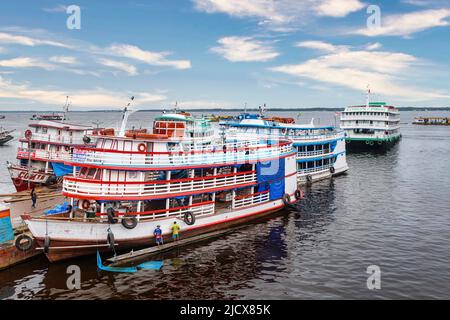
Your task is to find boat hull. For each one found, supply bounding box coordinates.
[7,165,56,192]
[346,135,401,151]
[26,197,297,262]
[0,135,13,146]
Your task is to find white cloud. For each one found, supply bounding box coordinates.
[315,0,365,17]
[194,0,365,30]
[211,36,280,62]
[108,44,191,70]
[98,58,138,76]
[365,42,382,50]
[42,5,68,13]
[0,57,55,70]
[295,40,347,52]
[0,32,69,48]
[352,9,450,37]
[49,56,78,65]
[0,76,166,108]
[271,41,450,101]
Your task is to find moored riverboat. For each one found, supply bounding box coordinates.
[7,120,96,192]
[22,110,301,262]
[222,112,348,184]
[340,90,401,150]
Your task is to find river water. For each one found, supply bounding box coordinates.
[1,110,450,299]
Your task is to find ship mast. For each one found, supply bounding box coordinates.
[118,96,135,137]
[366,85,371,107]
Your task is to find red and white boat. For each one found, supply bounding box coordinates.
[22,110,301,262]
[7,120,97,192]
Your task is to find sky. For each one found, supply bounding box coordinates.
[0,0,450,111]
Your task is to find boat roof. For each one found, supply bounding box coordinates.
[155,113,194,122]
[29,120,93,131]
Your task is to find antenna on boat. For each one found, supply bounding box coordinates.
[366,85,371,107]
[119,96,135,137]
[63,96,71,121]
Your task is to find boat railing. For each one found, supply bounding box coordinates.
[233,190,270,209]
[297,149,332,158]
[63,170,257,199]
[100,201,216,221]
[69,142,293,168]
[26,132,85,145]
[17,147,72,162]
[227,131,343,142]
[298,164,333,176]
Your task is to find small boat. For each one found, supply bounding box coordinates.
[340,89,401,149]
[0,115,5,119]
[413,117,450,125]
[0,128,14,146]
[30,113,64,121]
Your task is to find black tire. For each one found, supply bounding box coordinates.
[295,189,302,200]
[121,216,138,229]
[83,135,91,144]
[306,175,313,184]
[44,236,51,254]
[15,234,34,252]
[66,204,73,214]
[282,193,291,207]
[330,166,335,174]
[107,231,115,250]
[184,211,195,226]
[107,208,117,224]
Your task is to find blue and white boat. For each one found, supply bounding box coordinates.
[222,113,348,184]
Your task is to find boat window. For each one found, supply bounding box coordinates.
[94,169,102,180]
[42,127,48,134]
[87,168,97,178]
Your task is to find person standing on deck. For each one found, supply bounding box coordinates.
[31,187,37,208]
[171,221,180,242]
[154,225,163,246]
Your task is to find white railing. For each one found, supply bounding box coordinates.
[297,149,331,158]
[70,142,292,168]
[227,131,344,143]
[298,164,333,176]
[233,191,270,209]
[131,202,215,221]
[63,171,257,198]
[340,115,400,122]
[17,147,72,162]
[288,131,345,142]
[27,132,86,145]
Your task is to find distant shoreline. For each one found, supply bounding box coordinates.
[1,107,450,113]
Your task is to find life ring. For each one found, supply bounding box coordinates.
[15,234,34,251]
[295,189,303,200]
[107,208,117,224]
[281,128,287,134]
[81,200,90,210]
[121,216,138,229]
[138,143,147,152]
[107,230,115,250]
[64,146,70,152]
[306,175,313,184]
[184,211,195,225]
[44,236,51,254]
[282,193,292,207]
[330,166,335,174]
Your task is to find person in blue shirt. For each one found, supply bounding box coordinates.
[153,225,163,246]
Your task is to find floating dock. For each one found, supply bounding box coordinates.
[0,188,65,271]
[107,226,246,266]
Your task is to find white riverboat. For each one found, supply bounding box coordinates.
[7,120,96,191]
[21,110,301,262]
[340,91,401,149]
[222,113,348,184]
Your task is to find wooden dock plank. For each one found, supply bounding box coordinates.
[107,226,246,266]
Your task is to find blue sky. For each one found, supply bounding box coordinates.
[0,0,450,110]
